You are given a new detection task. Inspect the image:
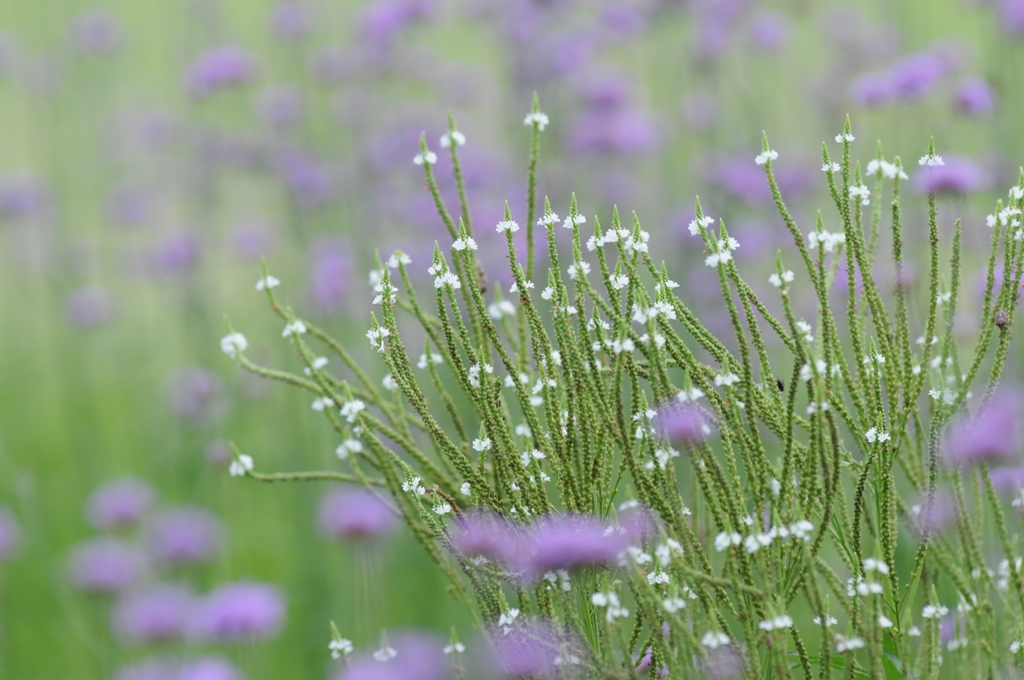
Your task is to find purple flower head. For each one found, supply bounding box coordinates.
[189,581,285,641]
[617,502,659,544]
[184,47,257,98]
[205,440,234,467]
[69,9,122,55]
[306,237,351,314]
[479,618,587,678]
[849,71,894,108]
[319,487,398,541]
[1000,0,1024,35]
[954,77,996,116]
[270,1,311,42]
[227,221,277,262]
[701,646,746,678]
[602,3,647,37]
[0,173,51,221]
[178,657,244,680]
[276,149,338,208]
[337,630,448,680]
[112,658,178,680]
[164,367,227,425]
[87,477,154,530]
[113,584,194,644]
[106,184,151,227]
[152,232,200,275]
[890,51,948,99]
[308,47,352,85]
[634,647,669,677]
[68,537,144,594]
[569,108,658,155]
[988,463,1024,493]
[944,388,1024,466]
[359,0,434,51]
[0,506,21,561]
[256,84,302,130]
[912,156,986,195]
[451,511,519,565]
[748,12,790,51]
[656,403,708,444]
[909,489,958,537]
[148,506,222,567]
[64,286,117,329]
[518,514,626,578]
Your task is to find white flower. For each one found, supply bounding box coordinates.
[417,353,444,369]
[413,151,438,165]
[807,229,846,253]
[472,438,492,452]
[714,531,743,552]
[822,162,841,173]
[865,427,878,443]
[402,476,426,496]
[498,608,520,634]
[908,626,922,637]
[715,372,740,387]
[496,220,520,233]
[813,615,838,627]
[755,149,779,165]
[220,332,248,358]
[487,300,516,319]
[439,131,466,148]
[1011,640,1024,654]
[758,614,794,631]
[561,214,586,230]
[922,604,949,619]
[256,275,280,291]
[663,597,687,613]
[452,237,478,251]
[701,631,730,649]
[336,439,362,460]
[523,111,549,130]
[611,274,629,290]
[340,400,366,423]
[443,642,466,655]
[229,454,254,477]
[537,212,560,226]
[311,397,335,411]
[878,615,894,628]
[460,482,471,497]
[647,571,670,585]
[835,636,865,652]
[329,638,354,659]
[373,646,398,662]
[366,327,391,353]
[567,261,590,280]
[835,132,855,143]
[387,252,411,268]
[849,184,871,206]
[282,320,307,338]
[688,215,714,235]
[918,154,944,167]
[541,287,554,301]
[433,502,452,515]
[863,558,890,574]
[382,374,399,391]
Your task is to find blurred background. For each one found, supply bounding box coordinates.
[0,0,1021,677]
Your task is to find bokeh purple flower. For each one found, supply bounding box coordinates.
[954,77,996,116]
[0,506,21,561]
[850,71,894,108]
[227,221,277,262]
[68,537,144,594]
[318,487,398,541]
[656,403,709,444]
[336,630,448,680]
[113,584,194,644]
[256,84,303,130]
[890,51,948,99]
[749,12,790,51]
[0,173,51,221]
[189,581,285,641]
[87,476,154,530]
[944,388,1024,466]
[306,237,351,314]
[148,506,222,567]
[480,618,586,679]
[64,286,117,329]
[152,232,200,276]
[184,47,257,98]
[69,9,122,55]
[164,367,227,425]
[519,514,626,578]
[178,657,244,680]
[451,511,519,565]
[912,156,986,195]
[270,1,311,42]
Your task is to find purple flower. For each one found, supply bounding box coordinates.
[0,173,50,221]
[205,440,234,467]
[276,149,338,208]
[64,286,117,329]
[656,403,708,444]
[68,537,144,594]
[336,630,448,680]
[359,0,434,50]
[849,71,894,108]
[183,47,257,98]
[112,658,178,680]
[602,3,647,37]
[318,487,398,541]
[270,1,311,42]
[256,84,302,130]
[890,51,948,99]
[69,9,122,55]
[1000,0,1024,35]
[748,12,790,51]
[308,46,351,85]
[910,490,958,536]
[0,506,21,561]
[944,389,1024,466]
[519,514,625,578]
[451,511,519,564]
[306,237,351,314]
[106,184,151,227]
[148,506,222,567]
[568,108,658,155]
[912,156,986,195]
[164,368,227,425]
[189,581,285,641]
[152,233,200,275]
[87,477,154,530]
[954,77,996,116]
[178,657,244,680]
[227,222,277,262]
[113,585,194,644]
[481,618,585,678]
[988,464,1024,492]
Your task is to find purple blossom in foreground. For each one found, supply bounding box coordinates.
[988,464,1024,493]
[69,9,122,55]
[189,581,285,641]
[0,506,21,561]
[451,511,519,565]
[944,389,1024,466]
[179,657,244,680]
[112,658,177,680]
[184,47,257,98]
[519,514,626,578]
[656,403,709,444]
[318,487,398,541]
[164,368,227,425]
[912,156,986,195]
[270,1,311,42]
[255,84,303,130]
[335,630,448,680]
[482,618,585,678]
[113,584,194,644]
[68,537,144,594]
[999,0,1024,36]
[64,286,117,329]
[954,77,996,116]
[147,506,222,566]
[87,476,154,530]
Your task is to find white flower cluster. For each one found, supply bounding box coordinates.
[452,237,478,251]
[849,184,870,206]
[498,608,520,635]
[304,356,329,375]
[432,268,461,290]
[472,438,492,452]
[256,275,280,291]
[413,150,437,165]
[918,153,944,167]
[487,300,516,319]
[758,614,794,631]
[537,212,559,226]
[835,636,865,652]
[813,615,838,627]
[366,327,390,353]
[928,388,955,405]
[329,637,353,659]
[467,363,493,388]
[864,428,891,444]
[688,214,715,236]
[229,454,253,477]
[701,631,730,649]
[417,352,443,369]
[647,447,680,471]
[336,439,362,460]
[401,476,426,496]
[715,372,740,387]
[835,132,855,143]
[542,569,571,592]
[523,111,549,130]
[677,387,705,403]
[647,570,670,585]
[591,591,630,623]
[822,162,841,173]
[755,149,778,165]
[922,604,950,619]
[439,130,466,148]
[220,332,248,358]
[519,449,546,466]
[768,270,794,288]
[567,261,591,280]
[372,281,398,305]
[846,576,884,597]
[863,557,890,574]
[739,520,815,554]
[282,320,307,338]
[340,400,365,423]
[805,401,830,415]
[433,502,452,515]
[865,159,908,180]
[311,397,334,412]
[443,642,466,655]
[655,538,684,566]
[561,213,586,230]
[796,320,814,342]
[586,227,631,251]
[807,229,846,253]
[373,646,398,662]
[705,236,740,268]
[799,359,841,382]
[987,206,1022,228]
[631,301,676,324]
[496,219,520,233]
